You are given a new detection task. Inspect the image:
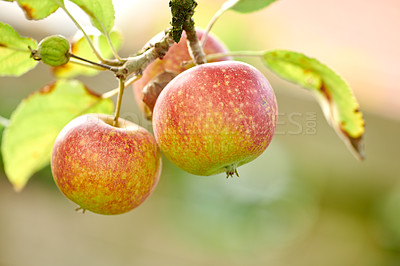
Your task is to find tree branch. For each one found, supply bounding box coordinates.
[113,29,176,80]
[169,0,205,65]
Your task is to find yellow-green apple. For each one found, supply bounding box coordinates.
[51,114,161,215]
[152,61,277,177]
[133,29,230,119]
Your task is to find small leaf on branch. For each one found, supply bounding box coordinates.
[225,0,277,13]
[1,79,114,191]
[69,0,115,34]
[53,30,122,78]
[16,0,63,20]
[0,22,38,77]
[263,50,365,159]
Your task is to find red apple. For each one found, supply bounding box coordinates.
[51,114,161,215]
[133,29,230,119]
[152,61,278,177]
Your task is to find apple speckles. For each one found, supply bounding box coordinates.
[213,82,221,88]
[152,61,277,176]
[51,114,161,215]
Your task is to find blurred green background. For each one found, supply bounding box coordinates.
[1,0,400,265]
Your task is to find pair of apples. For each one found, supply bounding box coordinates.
[51,31,278,215]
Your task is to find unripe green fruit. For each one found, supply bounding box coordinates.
[36,35,70,67]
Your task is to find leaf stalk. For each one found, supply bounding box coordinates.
[58,3,105,63]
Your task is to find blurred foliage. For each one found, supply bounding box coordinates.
[0,128,3,170]
[375,186,400,250]
[159,142,317,254]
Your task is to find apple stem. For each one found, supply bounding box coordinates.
[183,21,206,65]
[69,53,116,71]
[69,59,106,70]
[113,78,126,127]
[101,75,142,99]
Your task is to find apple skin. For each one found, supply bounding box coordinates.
[133,29,230,118]
[51,114,162,215]
[152,61,277,177]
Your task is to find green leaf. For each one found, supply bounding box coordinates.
[263,50,365,159]
[69,0,115,34]
[16,0,63,20]
[53,30,122,78]
[225,0,277,13]
[0,22,38,77]
[1,79,114,191]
